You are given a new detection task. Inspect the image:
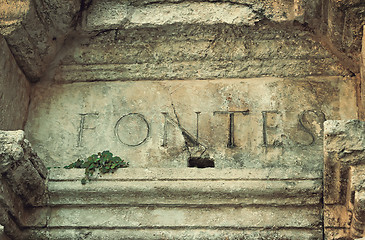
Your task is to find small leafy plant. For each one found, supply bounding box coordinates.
[64,150,129,184]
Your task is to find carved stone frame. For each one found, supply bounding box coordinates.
[324,120,365,239]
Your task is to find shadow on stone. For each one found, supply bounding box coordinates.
[188,157,215,168]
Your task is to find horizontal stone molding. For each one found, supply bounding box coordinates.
[22,228,323,240]
[48,168,321,206]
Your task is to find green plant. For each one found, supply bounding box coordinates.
[64,150,129,184]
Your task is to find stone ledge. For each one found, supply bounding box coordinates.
[22,228,323,240]
[49,167,321,181]
[46,205,321,229]
[48,179,321,206]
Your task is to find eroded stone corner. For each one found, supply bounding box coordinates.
[0,130,48,239]
[324,120,365,239]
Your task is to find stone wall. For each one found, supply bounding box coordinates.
[0,130,47,239]
[0,0,80,82]
[324,120,365,239]
[361,28,365,119]
[0,0,364,239]
[0,36,30,130]
[1,0,363,82]
[320,0,365,119]
[21,1,360,174]
[321,0,365,71]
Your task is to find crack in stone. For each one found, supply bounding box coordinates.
[168,91,207,159]
[170,100,192,158]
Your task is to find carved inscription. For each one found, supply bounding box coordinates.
[161,112,200,147]
[298,110,326,146]
[75,109,326,149]
[114,113,150,146]
[77,113,99,147]
[261,111,282,148]
[213,110,250,148]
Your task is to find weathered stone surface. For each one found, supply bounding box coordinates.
[23,228,323,240]
[1,0,363,83]
[0,130,49,239]
[324,120,365,165]
[351,190,365,238]
[0,1,363,239]
[85,2,259,31]
[2,217,23,240]
[0,0,80,81]
[0,130,47,206]
[0,0,361,84]
[41,166,323,238]
[321,0,365,72]
[0,0,29,35]
[20,207,48,228]
[361,26,365,120]
[324,205,351,228]
[324,120,365,239]
[49,180,321,206]
[47,168,321,206]
[0,225,11,240]
[0,179,25,226]
[47,205,320,228]
[54,22,350,82]
[0,36,30,131]
[49,167,321,180]
[350,166,365,238]
[0,130,28,173]
[5,161,47,206]
[26,77,357,170]
[84,0,313,32]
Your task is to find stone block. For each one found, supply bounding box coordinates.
[0,130,26,173]
[48,169,321,206]
[5,161,47,206]
[26,77,357,171]
[54,23,350,82]
[47,205,321,228]
[83,0,306,32]
[22,139,47,179]
[0,130,47,206]
[0,179,24,225]
[324,120,365,239]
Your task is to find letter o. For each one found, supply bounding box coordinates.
[114,113,150,146]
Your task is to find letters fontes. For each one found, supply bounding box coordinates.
[77,109,326,149]
[25,78,357,168]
